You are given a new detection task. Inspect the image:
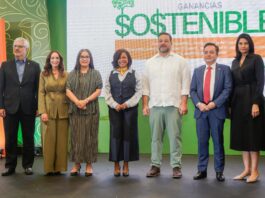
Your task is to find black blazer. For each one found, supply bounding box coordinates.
[0,59,41,115]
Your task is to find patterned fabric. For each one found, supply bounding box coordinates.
[69,114,99,163]
[66,69,102,114]
[66,69,102,162]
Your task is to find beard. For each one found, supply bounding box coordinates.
[159,46,170,53]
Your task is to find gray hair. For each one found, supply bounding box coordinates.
[13,37,30,49]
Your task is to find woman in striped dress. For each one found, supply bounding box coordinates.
[66,49,102,176]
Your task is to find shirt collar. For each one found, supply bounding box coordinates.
[206,62,216,69]
[155,52,174,58]
[15,58,26,64]
[113,67,133,74]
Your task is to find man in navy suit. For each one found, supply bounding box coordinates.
[190,43,232,182]
[0,37,40,176]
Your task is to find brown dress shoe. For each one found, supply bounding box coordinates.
[172,167,182,179]
[146,166,160,177]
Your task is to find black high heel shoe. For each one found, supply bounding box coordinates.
[45,172,54,176]
[54,171,62,176]
[85,164,93,177]
[85,172,93,177]
[122,166,129,177]
[70,165,81,176]
[123,162,129,177]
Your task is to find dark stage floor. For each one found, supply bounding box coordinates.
[0,154,265,198]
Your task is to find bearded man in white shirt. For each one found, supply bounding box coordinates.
[142,32,191,179]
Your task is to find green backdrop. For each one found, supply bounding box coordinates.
[98,98,240,155]
[1,0,241,155]
[45,0,240,155]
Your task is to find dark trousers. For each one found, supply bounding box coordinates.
[196,111,225,173]
[4,106,35,169]
[109,106,139,162]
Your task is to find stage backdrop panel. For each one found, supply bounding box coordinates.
[67,0,265,154]
[0,0,51,147]
[0,18,6,153]
[67,0,265,82]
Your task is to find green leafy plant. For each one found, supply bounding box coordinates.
[112,0,134,11]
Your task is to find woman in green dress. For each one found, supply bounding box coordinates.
[66,49,102,176]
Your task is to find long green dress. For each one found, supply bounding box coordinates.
[66,69,102,163]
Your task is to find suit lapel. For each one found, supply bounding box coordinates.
[21,59,30,84]
[214,64,221,98]
[198,65,206,98]
[11,60,20,84]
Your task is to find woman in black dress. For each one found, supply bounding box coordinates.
[104,49,141,177]
[230,33,265,183]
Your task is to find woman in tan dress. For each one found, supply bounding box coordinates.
[66,49,102,176]
[38,50,69,176]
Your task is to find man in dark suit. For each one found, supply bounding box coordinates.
[0,37,40,176]
[190,43,232,182]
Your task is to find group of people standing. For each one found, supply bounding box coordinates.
[191,33,265,183]
[190,33,265,183]
[0,39,103,177]
[0,32,264,184]
[38,48,103,176]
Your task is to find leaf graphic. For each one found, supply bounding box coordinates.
[33,23,49,39]
[36,3,46,17]
[18,18,36,28]
[25,0,39,8]
[112,0,134,10]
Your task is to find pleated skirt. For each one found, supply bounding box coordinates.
[69,113,99,163]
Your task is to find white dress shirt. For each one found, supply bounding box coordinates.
[142,52,191,108]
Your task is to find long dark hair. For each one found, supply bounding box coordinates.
[235,33,255,60]
[74,49,94,71]
[112,48,132,69]
[42,50,65,76]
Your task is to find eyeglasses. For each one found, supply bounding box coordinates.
[13,45,26,49]
[203,51,216,55]
[80,56,89,59]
